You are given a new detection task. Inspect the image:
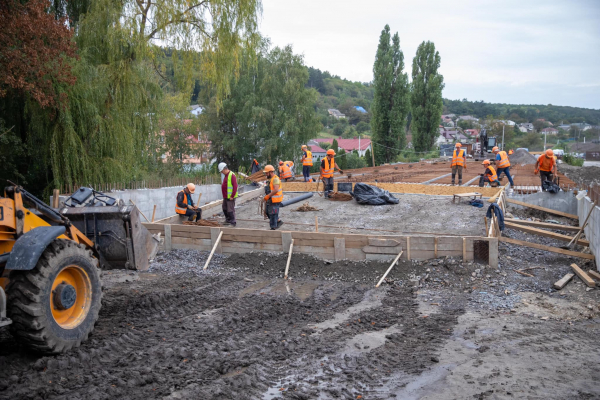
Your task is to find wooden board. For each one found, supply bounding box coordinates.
[504,218,581,232]
[334,238,345,261]
[453,192,482,197]
[499,237,595,259]
[505,199,579,220]
[571,263,595,287]
[588,270,600,281]
[504,222,589,246]
[368,238,401,247]
[362,245,403,255]
[553,273,574,290]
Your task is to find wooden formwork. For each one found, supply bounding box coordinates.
[283,182,501,197]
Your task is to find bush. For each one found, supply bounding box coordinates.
[563,153,584,166]
[346,153,366,169]
[356,121,369,133]
[333,123,345,136]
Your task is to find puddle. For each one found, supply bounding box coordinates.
[238,280,270,297]
[311,288,385,332]
[341,324,402,355]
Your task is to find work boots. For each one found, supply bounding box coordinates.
[458,180,462,185]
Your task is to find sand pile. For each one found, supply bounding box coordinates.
[510,149,537,165]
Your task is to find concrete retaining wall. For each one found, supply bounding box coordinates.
[509,190,578,215]
[578,196,599,269]
[54,184,256,221]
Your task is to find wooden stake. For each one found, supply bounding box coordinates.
[129,200,150,222]
[315,216,318,232]
[484,217,488,237]
[151,205,157,223]
[203,231,223,270]
[462,237,466,260]
[52,189,59,208]
[284,239,294,280]
[376,251,403,287]
[514,269,534,277]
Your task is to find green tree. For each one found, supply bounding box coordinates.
[332,138,339,152]
[337,149,347,170]
[364,148,372,166]
[356,121,369,133]
[333,123,345,136]
[411,41,444,152]
[370,25,410,164]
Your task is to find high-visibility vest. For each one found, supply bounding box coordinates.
[269,177,283,203]
[508,150,514,155]
[175,190,189,215]
[226,172,238,199]
[303,150,313,166]
[496,151,510,168]
[321,157,334,178]
[279,164,292,179]
[485,166,498,182]
[451,149,466,167]
[538,155,555,172]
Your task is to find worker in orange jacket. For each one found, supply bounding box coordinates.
[320,149,343,197]
[301,145,313,182]
[263,165,284,230]
[278,161,292,181]
[451,142,467,185]
[478,160,500,187]
[535,149,557,191]
[492,146,514,187]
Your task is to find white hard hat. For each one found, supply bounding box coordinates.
[218,162,227,172]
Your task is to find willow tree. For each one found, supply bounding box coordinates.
[410,41,444,153]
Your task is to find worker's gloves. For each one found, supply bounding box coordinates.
[263,195,269,202]
[534,169,539,175]
[339,169,344,174]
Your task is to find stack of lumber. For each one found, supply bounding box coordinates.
[248,170,266,182]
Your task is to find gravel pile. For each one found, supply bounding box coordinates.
[148,249,228,276]
[510,148,538,165]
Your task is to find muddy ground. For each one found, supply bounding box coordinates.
[1,228,600,400]
[559,164,600,186]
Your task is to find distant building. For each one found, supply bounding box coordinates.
[327,109,346,119]
[519,123,534,132]
[310,137,372,157]
[308,144,328,161]
[541,127,559,135]
[458,115,479,121]
[354,106,367,114]
[188,104,204,117]
[464,129,480,138]
[558,122,592,131]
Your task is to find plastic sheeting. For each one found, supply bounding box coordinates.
[351,183,399,205]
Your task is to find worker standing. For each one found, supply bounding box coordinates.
[478,160,500,187]
[451,142,467,185]
[301,145,313,182]
[263,165,284,230]
[175,183,202,221]
[279,161,292,182]
[534,149,557,191]
[321,149,343,197]
[218,162,238,227]
[492,146,515,187]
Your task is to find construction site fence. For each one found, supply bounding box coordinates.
[59,175,223,195]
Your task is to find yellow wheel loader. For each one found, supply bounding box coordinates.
[0,185,157,354]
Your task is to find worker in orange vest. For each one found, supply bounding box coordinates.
[451,142,467,185]
[301,145,313,182]
[535,149,557,191]
[492,146,514,187]
[278,161,292,181]
[175,183,202,221]
[508,149,514,155]
[478,160,500,187]
[263,165,284,230]
[321,149,343,197]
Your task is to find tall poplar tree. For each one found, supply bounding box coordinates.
[410,41,444,153]
[370,25,410,164]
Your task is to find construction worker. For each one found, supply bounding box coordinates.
[219,162,237,226]
[492,146,515,187]
[508,149,514,155]
[301,145,313,182]
[175,183,202,221]
[278,161,292,181]
[535,149,557,191]
[479,160,500,187]
[451,142,467,185]
[321,149,343,197]
[263,165,284,230]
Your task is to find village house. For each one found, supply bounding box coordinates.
[309,137,372,157]
[327,109,346,119]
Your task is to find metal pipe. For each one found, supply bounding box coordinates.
[280,193,314,207]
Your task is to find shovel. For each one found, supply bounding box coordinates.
[561,200,596,250]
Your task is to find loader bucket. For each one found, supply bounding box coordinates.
[60,205,158,271]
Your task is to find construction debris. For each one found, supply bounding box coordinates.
[327,192,353,201]
[293,202,321,212]
[571,263,596,288]
[182,219,221,227]
[553,273,575,290]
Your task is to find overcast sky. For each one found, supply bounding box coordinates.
[259,0,600,109]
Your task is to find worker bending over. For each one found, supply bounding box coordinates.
[263,165,284,230]
[492,146,514,187]
[535,149,557,191]
[321,149,343,197]
[278,161,293,182]
[301,145,313,182]
[219,162,238,227]
[479,160,500,187]
[175,183,202,221]
[451,142,467,185]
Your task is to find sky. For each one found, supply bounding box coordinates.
[259,0,600,109]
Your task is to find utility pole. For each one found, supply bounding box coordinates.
[502,125,505,150]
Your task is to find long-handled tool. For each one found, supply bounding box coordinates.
[316,176,323,197]
[561,201,596,250]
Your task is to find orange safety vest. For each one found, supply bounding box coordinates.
[321,157,334,178]
[485,166,498,182]
[451,149,466,167]
[302,150,313,166]
[496,151,510,168]
[269,177,283,203]
[538,155,555,172]
[279,164,292,179]
[508,149,514,155]
[175,190,188,215]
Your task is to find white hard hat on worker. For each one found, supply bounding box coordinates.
[218,162,227,172]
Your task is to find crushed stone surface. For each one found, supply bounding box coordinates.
[559,164,600,186]
[509,148,538,165]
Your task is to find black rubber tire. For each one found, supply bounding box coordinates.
[6,239,102,354]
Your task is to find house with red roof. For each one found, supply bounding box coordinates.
[309,137,372,157]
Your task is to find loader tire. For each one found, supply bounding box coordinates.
[7,239,102,354]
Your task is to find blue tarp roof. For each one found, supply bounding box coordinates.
[354,106,367,113]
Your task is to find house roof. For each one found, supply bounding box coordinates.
[354,106,367,113]
[309,144,327,153]
[313,137,372,152]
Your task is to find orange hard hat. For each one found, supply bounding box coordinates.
[263,165,275,173]
[186,183,196,193]
[492,146,499,152]
[326,149,336,155]
[482,159,490,165]
[455,143,462,147]
[301,145,307,149]
[279,161,284,165]
[545,149,554,157]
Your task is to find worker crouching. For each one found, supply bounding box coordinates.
[535,149,557,191]
[478,160,500,187]
[279,161,293,182]
[175,183,202,221]
[321,149,343,197]
[451,142,466,185]
[263,165,284,230]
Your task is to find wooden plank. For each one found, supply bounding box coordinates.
[142,223,167,231]
[222,242,282,252]
[571,263,595,287]
[282,232,293,253]
[164,224,172,252]
[221,234,282,245]
[434,237,438,258]
[171,231,212,240]
[171,225,212,234]
[553,273,575,290]
[504,218,581,232]
[504,222,589,246]
[406,237,411,260]
[222,227,283,238]
[171,237,213,247]
[366,254,396,261]
[345,248,366,260]
[368,238,401,247]
[362,245,403,255]
[506,199,579,220]
[210,227,222,254]
[334,238,345,261]
[499,237,595,259]
[588,270,600,281]
[463,237,466,260]
[293,245,335,257]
